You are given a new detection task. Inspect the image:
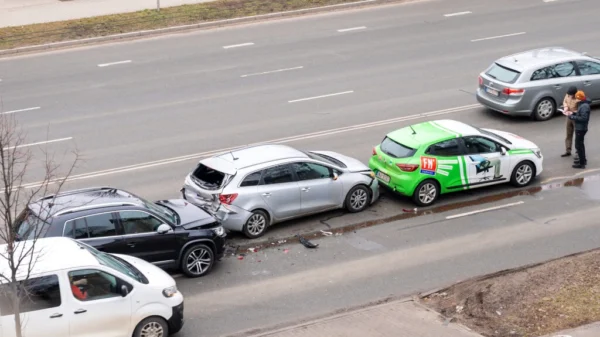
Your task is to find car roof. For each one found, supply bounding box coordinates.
[28,187,146,218]
[387,120,479,148]
[0,237,100,279]
[495,47,585,72]
[202,144,308,173]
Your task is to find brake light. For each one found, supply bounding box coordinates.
[502,87,525,95]
[478,76,483,86]
[372,147,377,156]
[397,164,419,172]
[219,193,238,205]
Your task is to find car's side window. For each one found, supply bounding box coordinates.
[240,171,262,187]
[576,60,600,76]
[261,165,295,185]
[64,213,118,239]
[68,269,131,302]
[426,139,464,157]
[531,62,576,81]
[292,162,332,181]
[119,210,163,235]
[0,275,61,316]
[463,136,501,154]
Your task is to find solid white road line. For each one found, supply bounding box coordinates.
[3,137,73,151]
[444,11,472,17]
[1,106,41,115]
[98,60,132,67]
[12,104,479,191]
[223,42,255,49]
[241,66,304,78]
[471,32,526,42]
[337,26,367,32]
[288,91,354,103]
[445,201,525,220]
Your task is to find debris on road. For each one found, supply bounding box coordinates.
[237,255,244,260]
[320,230,333,236]
[248,247,259,253]
[283,249,289,254]
[296,234,319,249]
[421,249,600,337]
[403,208,418,213]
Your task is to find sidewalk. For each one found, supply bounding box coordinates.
[245,299,483,337]
[0,0,216,28]
[542,322,600,337]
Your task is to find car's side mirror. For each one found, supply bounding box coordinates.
[120,285,129,297]
[156,224,172,234]
[501,147,507,156]
[332,172,339,181]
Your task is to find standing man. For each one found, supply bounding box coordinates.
[561,86,579,157]
[569,90,591,169]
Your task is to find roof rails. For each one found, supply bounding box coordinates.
[36,187,118,202]
[53,202,138,217]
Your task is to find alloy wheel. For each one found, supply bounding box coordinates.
[350,188,368,211]
[537,100,553,119]
[247,213,266,236]
[516,164,533,185]
[186,247,212,276]
[140,321,164,337]
[418,183,437,205]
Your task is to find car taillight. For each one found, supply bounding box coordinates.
[372,147,377,156]
[478,76,483,86]
[502,87,524,95]
[397,164,419,172]
[219,193,238,205]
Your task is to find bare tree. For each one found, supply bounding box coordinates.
[0,111,79,337]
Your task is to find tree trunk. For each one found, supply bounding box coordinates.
[10,283,23,337]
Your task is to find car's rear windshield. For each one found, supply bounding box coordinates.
[486,63,521,84]
[192,164,227,190]
[474,127,513,145]
[304,152,347,168]
[380,137,416,158]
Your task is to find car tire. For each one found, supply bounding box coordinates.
[180,243,214,278]
[133,317,169,337]
[533,98,555,121]
[510,161,536,187]
[412,179,440,207]
[345,185,371,213]
[243,210,269,239]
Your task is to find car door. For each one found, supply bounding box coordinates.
[0,274,69,337]
[63,212,127,254]
[463,136,511,189]
[291,162,343,214]
[575,59,600,101]
[423,138,466,191]
[256,164,301,220]
[66,269,132,337]
[115,210,181,263]
[530,61,579,103]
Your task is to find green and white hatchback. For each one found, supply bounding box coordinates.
[369,119,543,207]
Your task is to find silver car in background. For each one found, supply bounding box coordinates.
[476,47,600,121]
[181,144,379,239]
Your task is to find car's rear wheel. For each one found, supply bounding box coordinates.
[133,317,169,337]
[243,210,269,239]
[533,98,555,121]
[510,161,535,187]
[180,243,214,278]
[345,185,371,213]
[412,179,439,207]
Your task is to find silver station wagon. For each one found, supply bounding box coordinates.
[181,144,379,239]
[476,47,600,121]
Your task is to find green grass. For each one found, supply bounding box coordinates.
[0,0,366,50]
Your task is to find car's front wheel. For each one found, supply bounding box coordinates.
[243,210,269,239]
[510,161,535,187]
[412,179,439,207]
[345,185,371,213]
[133,317,169,337]
[180,243,214,278]
[533,98,555,121]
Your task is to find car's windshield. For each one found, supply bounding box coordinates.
[136,196,179,225]
[380,137,417,158]
[474,127,513,145]
[14,209,50,240]
[304,151,346,168]
[80,242,149,284]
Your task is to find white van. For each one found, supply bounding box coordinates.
[0,237,184,337]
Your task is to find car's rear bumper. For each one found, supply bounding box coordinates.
[476,88,531,116]
[368,158,415,197]
[181,187,250,233]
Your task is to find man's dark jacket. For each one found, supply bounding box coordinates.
[569,99,591,131]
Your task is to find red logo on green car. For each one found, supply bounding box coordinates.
[420,157,437,176]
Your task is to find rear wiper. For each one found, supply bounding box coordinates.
[487,74,497,79]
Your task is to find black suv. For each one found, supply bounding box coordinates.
[15,187,226,278]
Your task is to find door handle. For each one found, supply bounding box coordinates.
[262,193,271,197]
[583,81,592,86]
[50,313,63,318]
[74,309,87,314]
[301,187,310,192]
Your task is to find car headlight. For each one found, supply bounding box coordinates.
[533,149,542,159]
[162,285,178,298]
[212,226,226,237]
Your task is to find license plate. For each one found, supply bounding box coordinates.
[485,87,499,96]
[376,171,390,183]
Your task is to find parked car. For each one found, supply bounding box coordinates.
[476,47,600,121]
[0,237,184,337]
[181,144,379,239]
[369,119,543,206]
[14,187,226,278]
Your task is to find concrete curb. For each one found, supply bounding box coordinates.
[0,0,415,57]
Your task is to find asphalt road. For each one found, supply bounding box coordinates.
[1,0,600,335]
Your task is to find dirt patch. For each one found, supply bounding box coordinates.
[420,249,600,337]
[0,0,377,50]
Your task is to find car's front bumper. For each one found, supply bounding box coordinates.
[476,88,531,116]
[168,301,184,334]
